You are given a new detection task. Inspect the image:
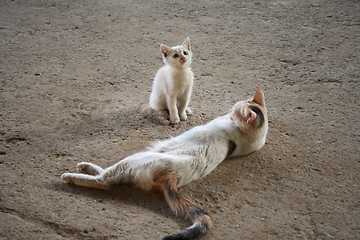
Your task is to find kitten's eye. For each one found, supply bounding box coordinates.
[173,54,179,58]
[183,51,188,55]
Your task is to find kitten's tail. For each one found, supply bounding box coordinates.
[155,170,213,240]
[141,105,170,125]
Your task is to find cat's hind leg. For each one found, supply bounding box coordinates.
[61,173,108,189]
[62,159,134,189]
[77,162,104,176]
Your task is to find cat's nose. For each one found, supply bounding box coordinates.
[180,57,186,63]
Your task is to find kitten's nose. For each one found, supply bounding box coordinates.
[180,57,186,63]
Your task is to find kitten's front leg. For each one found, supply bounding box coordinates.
[178,104,187,121]
[178,86,192,121]
[178,99,191,121]
[179,107,192,121]
[179,111,187,121]
[170,114,180,125]
[167,96,180,124]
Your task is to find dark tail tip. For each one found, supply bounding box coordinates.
[162,221,209,240]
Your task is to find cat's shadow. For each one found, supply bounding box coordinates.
[51,181,189,229]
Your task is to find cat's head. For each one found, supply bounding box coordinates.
[160,38,192,68]
[229,89,268,133]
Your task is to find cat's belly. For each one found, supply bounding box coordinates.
[173,143,229,188]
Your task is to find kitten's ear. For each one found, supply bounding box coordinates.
[253,88,265,107]
[160,44,170,58]
[182,37,191,51]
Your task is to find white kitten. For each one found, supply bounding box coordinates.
[62,89,268,240]
[142,38,194,125]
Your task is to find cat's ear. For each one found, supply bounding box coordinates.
[160,44,170,58]
[253,89,265,107]
[182,37,191,51]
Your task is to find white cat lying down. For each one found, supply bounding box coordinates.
[61,89,268,240]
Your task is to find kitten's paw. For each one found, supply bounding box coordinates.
[179,112,187,121]
[170,116,180,124]
[186,107,193,116]
[61,173,73,184]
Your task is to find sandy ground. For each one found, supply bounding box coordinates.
[0,0,359,239]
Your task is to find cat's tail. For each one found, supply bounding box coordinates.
[141,105,170,125]
[155,170,213,240]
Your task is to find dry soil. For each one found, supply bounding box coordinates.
[0,0,359,239]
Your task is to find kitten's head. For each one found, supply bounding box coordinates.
[160,38,192,68]
[229,89,268,133]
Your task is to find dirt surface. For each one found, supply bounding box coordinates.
[1,0,359,239]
